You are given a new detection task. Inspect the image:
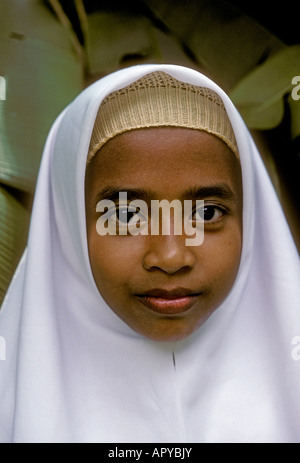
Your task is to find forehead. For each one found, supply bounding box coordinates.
[85,127,241,197]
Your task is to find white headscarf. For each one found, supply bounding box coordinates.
[1,64,300,443]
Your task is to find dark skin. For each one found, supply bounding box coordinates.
[85,128,243,342]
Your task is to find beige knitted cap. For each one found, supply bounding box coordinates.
[87,71,238,162]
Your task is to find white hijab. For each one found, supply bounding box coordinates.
[1,64,300,443]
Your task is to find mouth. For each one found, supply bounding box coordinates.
[136,288,201,315]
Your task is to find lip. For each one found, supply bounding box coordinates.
[136,288,201,315]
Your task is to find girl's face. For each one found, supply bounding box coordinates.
[85,128,243,342]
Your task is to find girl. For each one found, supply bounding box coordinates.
[0,64,299,443]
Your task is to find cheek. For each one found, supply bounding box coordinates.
[87,232,141,299]
[89,237,122,286]
[202,224,242,295]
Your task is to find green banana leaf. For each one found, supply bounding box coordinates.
[85,10,156,74]
[0,185,29,305]
[288,93,300,141]
[229,45,300,134]
[0,0,83,306]
[142,0,284,90]
[81,6,197,77]
[0,0,83,193]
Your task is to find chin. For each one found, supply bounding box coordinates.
[135,316,208,343]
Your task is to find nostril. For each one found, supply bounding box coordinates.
[142,244,196,274]
[144,264,192,276]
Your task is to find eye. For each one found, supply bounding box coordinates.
[116,205,148,228]
[116,205,138,224]
[193,204,227,223]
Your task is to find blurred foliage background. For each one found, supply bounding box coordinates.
[0,0,299,306]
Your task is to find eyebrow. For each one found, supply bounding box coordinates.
[92,183,236,208]
[183,184,236,202]
[92,187,152,208]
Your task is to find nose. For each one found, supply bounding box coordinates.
[142,233,196,275]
